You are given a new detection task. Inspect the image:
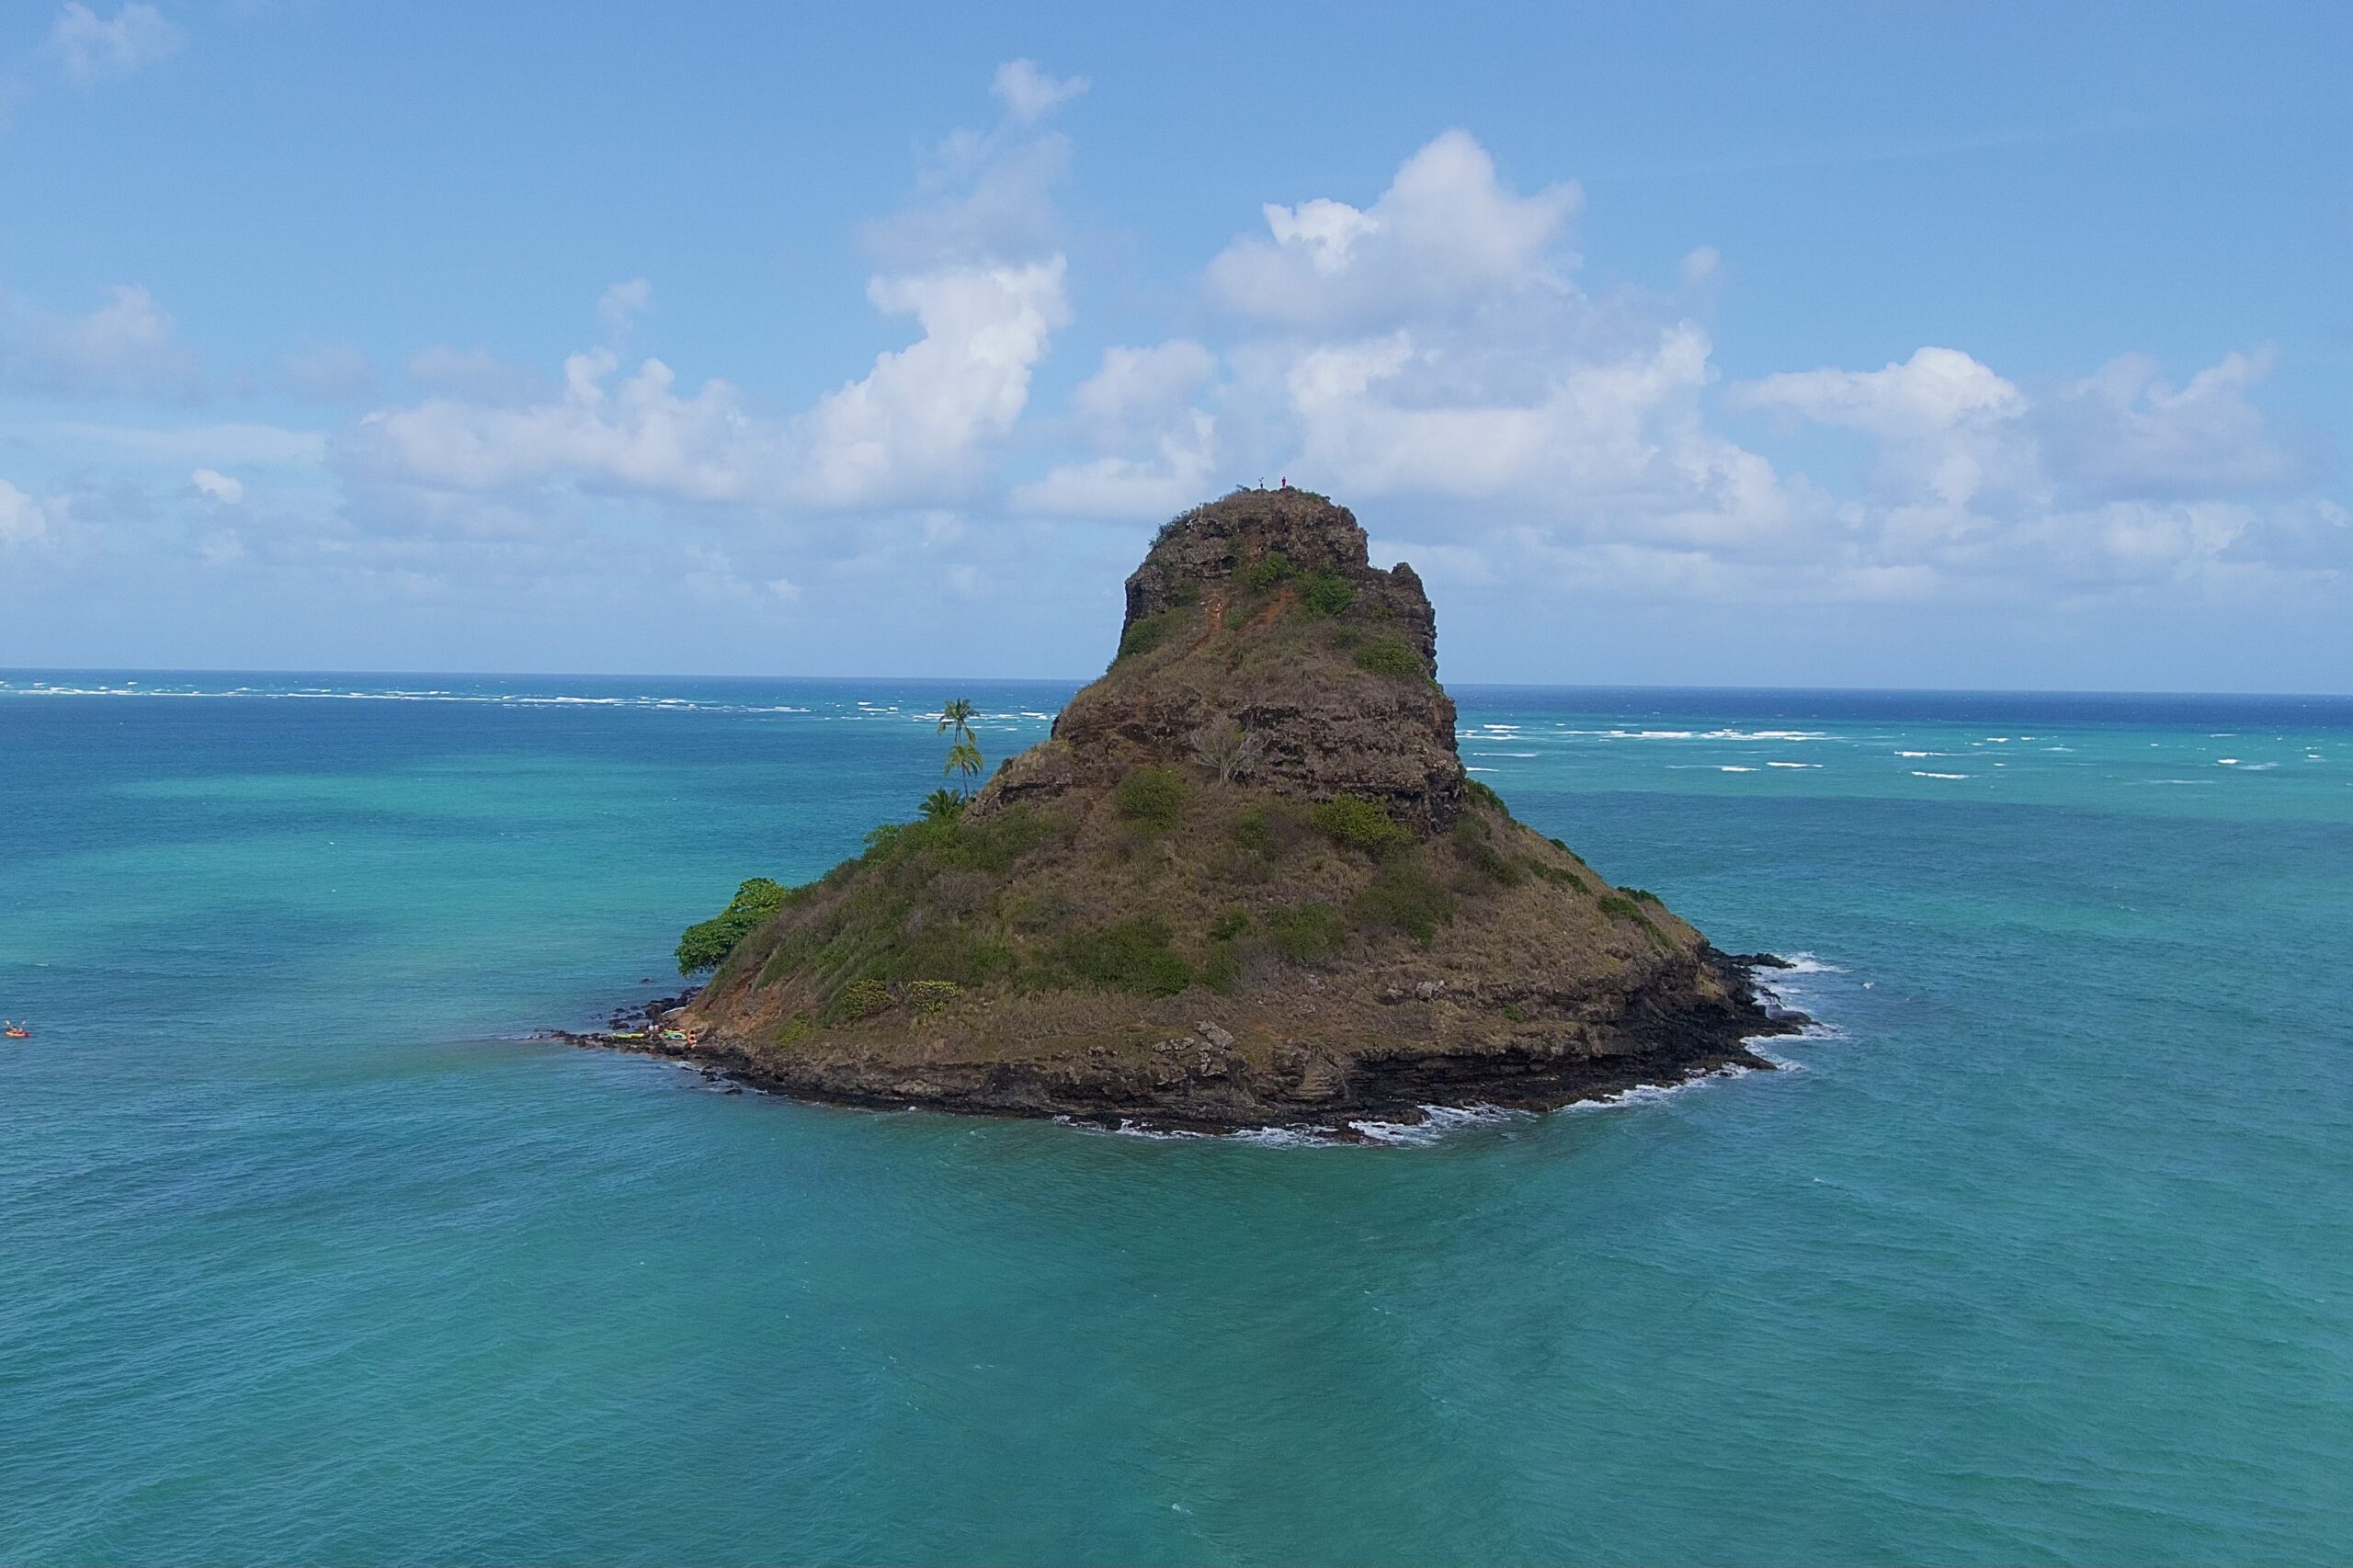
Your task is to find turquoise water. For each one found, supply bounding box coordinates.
[3,672,2350,1565]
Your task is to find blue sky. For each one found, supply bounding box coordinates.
[3,1,2347,689]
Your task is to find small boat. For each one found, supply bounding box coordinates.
[3,1022,28,1039]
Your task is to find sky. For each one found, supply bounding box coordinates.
[2,1,2348,690]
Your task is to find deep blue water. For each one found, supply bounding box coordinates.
[3,671,2350,1564]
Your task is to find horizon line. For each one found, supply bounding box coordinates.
[3,665,2349,703]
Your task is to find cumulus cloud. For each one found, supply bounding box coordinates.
[5,283,202,398]
[0,480,51,544]
[1177,131,2339,603]
[1738,347,2032,506]
[1207,130,1582,328]
[991,59,1086,124]
[861,108,1071,268]
[358,261,1070,509]
[355,70,1075,519]
[2040,348,2313,501]
[1016,340,1221,517]
[190,467,243,504]
[798,259,1070,506]
[50,2,183,85]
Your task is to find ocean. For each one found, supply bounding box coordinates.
[2,672,2348,1564]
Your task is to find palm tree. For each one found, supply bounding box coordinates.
[944,739,984,798]
[938,698,983,798]
[920,788,967,824]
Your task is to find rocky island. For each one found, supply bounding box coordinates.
[610,489,1801,1132]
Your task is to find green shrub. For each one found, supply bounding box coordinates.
[942,807,1051,873]
[1298,569,1355,618]
[1620,886,1663,904]
[904,979,962,1017]
[1117,611,1179,663]
[1548,836,1588,867]
[1243,551,1295,591]
[1054,916,1193,995]
[1461,835,1523,887]
[1312,792,1410,854]
[1502,1003,1526,1024]
[1463,778,1506,812]
[676,877,792,974]
[1537,861,1587,893]
[1201,940,1242,994]
[1267,902,1347,961]
[1351,861,1456,944]
[1115,765,1189,830]
[1597,894,1670,947]
[1352,634,1424,681]
[1233,805,1291,857]
[827,977,894,1023]
[1210,908,1253,940]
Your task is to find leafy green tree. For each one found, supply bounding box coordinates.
[676,877,790,975]
[920,788,967,824]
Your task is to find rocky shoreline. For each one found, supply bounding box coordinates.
[543,949,1811,1137]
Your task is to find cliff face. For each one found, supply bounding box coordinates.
[662,489,1794,1131]
[1019,490,1464,835]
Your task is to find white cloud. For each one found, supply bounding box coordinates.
[1015,340,1220,517]
[2041,348,2309,500]
[991,59,1086,124]
[1181,133,2341,604]
[7,283,202,397]
[1737,346,2026,438]
[1070,340,1216,435]
[190,467,244,504]
[1014,419,1216,518]
[799,259,1070,506]
[358,260,1069,511]
[1206,130,1582,328]
[0,480,50,544]
[1737,347,2031,507]
[358,349,762,500]
[862,120,1069,267]
[50,2,183,85]
[597,279,652,339]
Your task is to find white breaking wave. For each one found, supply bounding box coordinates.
[1911,770,1969,779]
